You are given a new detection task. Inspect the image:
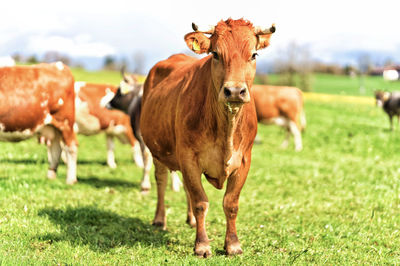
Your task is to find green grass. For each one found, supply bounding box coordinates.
[257,73,400,97]
[71,67,123,85]
[2,71,400,264]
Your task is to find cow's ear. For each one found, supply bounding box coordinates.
[256,33,273,50]
[184,32,210,54]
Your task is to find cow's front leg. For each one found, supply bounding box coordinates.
[46,129,62,179]
[223,155,251,255]
[182,164,211,257]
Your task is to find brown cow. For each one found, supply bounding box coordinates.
[252,85,306,151]
[73,81,142,169]
[140,19,275,256]
[0,62,77,184]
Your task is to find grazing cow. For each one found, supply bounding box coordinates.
[0,62,77,184]
[73,81,143,169]
[107,71,182,192]
[140,19,275,256]
[252,85,305,151]
[375,90,400,130]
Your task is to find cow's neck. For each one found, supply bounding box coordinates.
[205,78,244,170]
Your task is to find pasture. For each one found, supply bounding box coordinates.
[1,71,400,264]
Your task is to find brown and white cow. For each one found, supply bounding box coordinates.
[0,62,78,184]
[107,72,182,193]
[73,81,143,169]
[252,85,306,151]
[140,19,275,256]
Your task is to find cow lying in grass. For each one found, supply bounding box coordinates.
[252,85,306,151]
[375,90,400,131]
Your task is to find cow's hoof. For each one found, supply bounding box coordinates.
[152,221,166,230]
[47,170,57,180]
[66,178,77,185]
[225,242,243,255]
[140,183,151,194]
[194,243,212,258]
[186,216,196,228]
[108,162,117,169]
[141,189,150,195]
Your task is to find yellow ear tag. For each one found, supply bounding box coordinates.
[120,81,132,95]
[192,39,200,52]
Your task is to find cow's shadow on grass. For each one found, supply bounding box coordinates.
[77,176,140,189]
[37,206,170,252]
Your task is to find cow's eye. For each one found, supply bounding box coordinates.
[251,53,258,61]
[211,51,219,60]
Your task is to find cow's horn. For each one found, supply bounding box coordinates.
[192,22,199,32]
[120,66,129,82]
[191,22,215,34]
[254,23,276,35]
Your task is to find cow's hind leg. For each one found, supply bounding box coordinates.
[44,126,62,180]
[170,171,182,192]
[289,120,302,151]
[132,140,144,168]
[140,144,153,194]
[106,135,117,168]
[61,129,78,185]
[182,180,196,227]
[152,158,168,229]
[280,128,290,149]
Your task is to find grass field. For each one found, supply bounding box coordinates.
[261,73,400,97]
[1,70,400,264]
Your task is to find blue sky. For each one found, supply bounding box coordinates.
[1,0,400,71]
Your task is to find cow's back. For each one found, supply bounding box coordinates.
[76,83,132,132]
[252,85,303,122]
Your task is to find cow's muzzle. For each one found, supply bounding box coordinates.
[222,86,250,103]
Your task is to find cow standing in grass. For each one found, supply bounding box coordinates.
[107,71,182,192]
[0,62,78,184]
[252,85,306,151]
[375,90,400,130]
[140,19,275,256]
[73,82,143,169]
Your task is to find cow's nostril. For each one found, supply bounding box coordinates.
[224,87,231,97]
[240,88,246,96]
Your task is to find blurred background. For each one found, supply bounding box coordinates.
[2,0,400,95]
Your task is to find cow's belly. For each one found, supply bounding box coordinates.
[0,127,35,142]
[74,113,101,135]
[260,116,290,126]
[0,113,53,142]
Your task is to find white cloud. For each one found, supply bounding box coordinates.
[26,34,115,57]
[2,0,400,67]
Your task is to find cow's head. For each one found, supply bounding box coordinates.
[106,68,143,113]
[374,90,390,107]
[184,18,275,111]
